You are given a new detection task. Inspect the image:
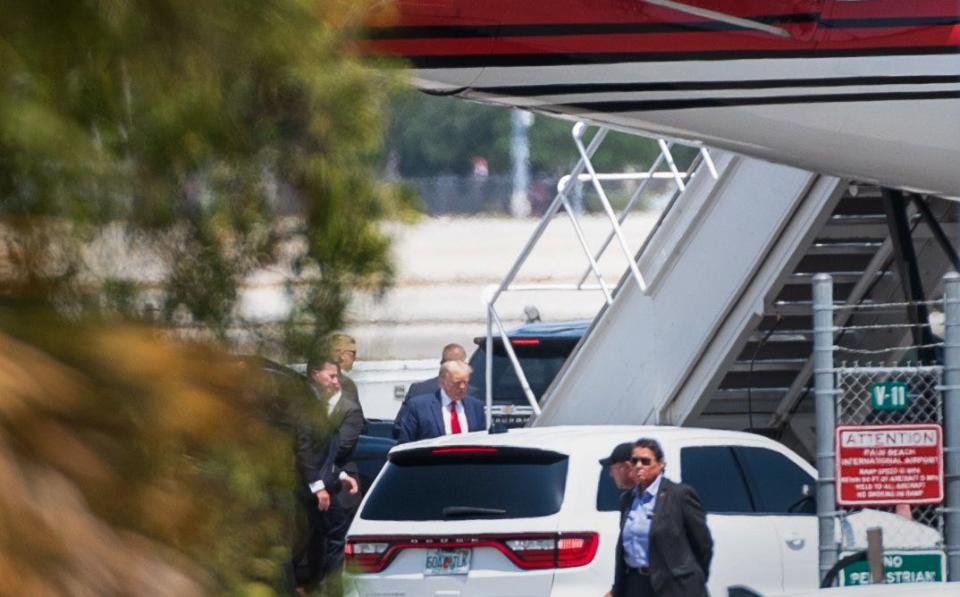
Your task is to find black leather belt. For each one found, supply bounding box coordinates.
[626,566,650,576]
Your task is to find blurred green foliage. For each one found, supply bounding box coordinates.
[0,1,413,594]
[0,0,417,356]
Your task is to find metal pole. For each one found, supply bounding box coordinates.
[943,271,960,579]
[571,128,648,294]
[866,527,884,584]
[487,123,608,310]
[509,110,532,217]
[574,145,676,289]
[491,309,541,415]
[559,192,614,304]
[813,273,838,581]
[658,138,686,191]
[485,304,494,429]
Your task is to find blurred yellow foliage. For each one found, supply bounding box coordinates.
[0,306,298,595]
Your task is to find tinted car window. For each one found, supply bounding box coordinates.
[596,464,624,512]
[469,345,571,406]
[361,447,568,521]
[680,446,754,514]
[354,435,396,494]
[734,447,816,514]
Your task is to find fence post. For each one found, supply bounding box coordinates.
[813,273,838,581]
[943,271,960,579]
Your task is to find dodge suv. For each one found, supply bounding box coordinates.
[344,426,939,597]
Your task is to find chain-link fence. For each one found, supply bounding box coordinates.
[812,273,960,583]
[835,365,944,550]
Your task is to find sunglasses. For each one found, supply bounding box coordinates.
[630,456,655,466]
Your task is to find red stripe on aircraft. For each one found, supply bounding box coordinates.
[379,0,959,27]
[820,24,960,49]
[366,24,958,58]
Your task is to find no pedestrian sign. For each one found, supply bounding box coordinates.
[836,424,943,506]
[839,551,946,586]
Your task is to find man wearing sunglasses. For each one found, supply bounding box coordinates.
[609,438,713,597]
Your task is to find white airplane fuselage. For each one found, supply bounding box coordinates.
[365,0,960,196]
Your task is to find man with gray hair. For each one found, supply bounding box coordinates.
[403,342,468,402]
[394,359,486,443]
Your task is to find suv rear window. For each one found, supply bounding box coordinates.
[361,447,568,521]
[469,342,574,406]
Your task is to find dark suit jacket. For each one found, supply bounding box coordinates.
[339,372,358,398]
[394,377,481,439]
[327,386,365,509]
[394,390,486,443]
[613,477,713,597]
[294,389,344,504]
[404,377,440,403]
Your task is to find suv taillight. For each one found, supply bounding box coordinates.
[345,532,598,574]
[343,541,389,571]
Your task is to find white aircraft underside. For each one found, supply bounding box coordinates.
[418,52,960,197]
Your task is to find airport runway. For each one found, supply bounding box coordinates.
[346,213,659,359]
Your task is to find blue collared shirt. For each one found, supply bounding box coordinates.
[622,474,662,568]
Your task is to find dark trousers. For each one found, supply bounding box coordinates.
[291,500,327,590]
[321,501,358,578]
[623,567,655,597]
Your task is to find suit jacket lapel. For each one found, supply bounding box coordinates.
[431,390,446,436]
[650,477,671,539]
[464,399,477,430]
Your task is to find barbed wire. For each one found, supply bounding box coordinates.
[829,298,944,311]
[839,322,933,332]
[833,342,943,355]
[837,363,943,371]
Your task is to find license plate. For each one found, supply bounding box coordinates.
[493,415,531,428]
[424,548,471,576]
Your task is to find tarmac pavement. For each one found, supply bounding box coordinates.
[345,213,659,359]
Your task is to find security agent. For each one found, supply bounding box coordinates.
[608,438,713,597]
[600,442,638,492]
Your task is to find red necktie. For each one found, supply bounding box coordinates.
[449,402,462,434]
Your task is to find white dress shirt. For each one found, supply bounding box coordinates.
[441,389,467,435]
[326,389,342,415]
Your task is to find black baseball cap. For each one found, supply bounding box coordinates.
[599,442,634,466]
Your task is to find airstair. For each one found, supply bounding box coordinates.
[490,122,959,458]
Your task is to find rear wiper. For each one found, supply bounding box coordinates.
[442,506,507,518]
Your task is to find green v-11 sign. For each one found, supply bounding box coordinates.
[871,381,909,411]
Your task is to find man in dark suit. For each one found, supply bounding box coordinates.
[291,357,359,592]
[394,360,486,443]
[306,351,365,584]
[394,343,474,439]
[402,343,469,402]
[610,438,713,597]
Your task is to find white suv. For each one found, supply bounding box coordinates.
[344,426,938,596]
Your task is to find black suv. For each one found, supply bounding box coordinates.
[467,320,589,428]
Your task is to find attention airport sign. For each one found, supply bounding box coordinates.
[836,424,943,506]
